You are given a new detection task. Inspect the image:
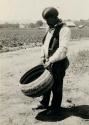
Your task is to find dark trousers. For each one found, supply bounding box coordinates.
[40,58,69,109]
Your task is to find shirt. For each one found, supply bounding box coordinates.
[41,25,71,63]
[43,28,54,57]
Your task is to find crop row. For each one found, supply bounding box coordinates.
[0,27,89,52]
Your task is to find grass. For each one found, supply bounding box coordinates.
[68,50,89,76]
[71,26,89,40]
[0,27,89,52]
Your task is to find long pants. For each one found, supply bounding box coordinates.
[40,58,69,109]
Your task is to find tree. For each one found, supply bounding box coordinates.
[35,20,43,27]
[29,23,35,28]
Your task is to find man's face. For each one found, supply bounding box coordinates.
[45,17,57,28]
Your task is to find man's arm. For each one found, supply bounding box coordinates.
[49,26,71,63]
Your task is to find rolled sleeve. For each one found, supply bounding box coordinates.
[59,26,71,48]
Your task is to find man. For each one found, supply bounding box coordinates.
[36,7,71,114]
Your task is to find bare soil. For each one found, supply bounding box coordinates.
[0,39,89,125]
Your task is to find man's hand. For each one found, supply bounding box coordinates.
[43,60,52,71]
[41,57,46,64]
[44,61,50,68]
[41,58,52,71]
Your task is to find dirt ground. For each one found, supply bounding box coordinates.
[0,39,89,125]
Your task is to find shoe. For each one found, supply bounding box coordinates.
[32,104,48,110]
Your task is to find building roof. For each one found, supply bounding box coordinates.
[65,21,76,27]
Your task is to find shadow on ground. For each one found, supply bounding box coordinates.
[35,105,89,122]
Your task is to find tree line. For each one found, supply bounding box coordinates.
[0,19,89,29]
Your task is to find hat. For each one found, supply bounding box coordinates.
[42,7,59,19]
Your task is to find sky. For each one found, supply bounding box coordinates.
[0,0,89,23]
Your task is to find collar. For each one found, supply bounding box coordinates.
[49,21,64,31]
